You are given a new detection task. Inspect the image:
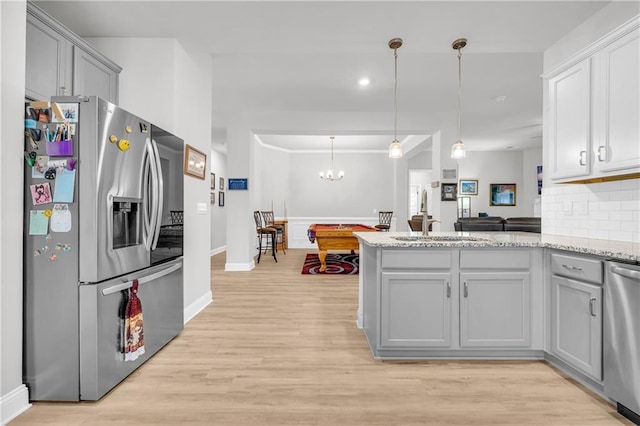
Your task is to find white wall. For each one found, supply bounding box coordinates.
[1,1,31,423]
[457,150,541,219]
[287,151,395,217]
[210,149,227,254]
[88,37,213,320]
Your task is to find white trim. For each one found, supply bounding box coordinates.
[183,291,213,324]
[225,261,255,272]
[210,245,226,256]
[542,15,640,79]
[1,385,31,425]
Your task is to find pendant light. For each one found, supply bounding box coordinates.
[319,136,344,180]
[451,37,467,159]
[388,38,403,159]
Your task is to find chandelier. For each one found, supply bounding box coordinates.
[319,136,344,180]
[451,37,467,159]
[388,38,403,159]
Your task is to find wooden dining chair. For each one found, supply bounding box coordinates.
[253,211,277,263]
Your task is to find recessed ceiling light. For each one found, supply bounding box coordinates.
[495,95,507,102]
[358,77,371,86]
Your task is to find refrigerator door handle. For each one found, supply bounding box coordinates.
[144,138,159,252]
[142,147,152,250]
[101,262,182,296]
[150,139,164,250]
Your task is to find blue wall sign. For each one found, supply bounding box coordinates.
[228,178,248,190]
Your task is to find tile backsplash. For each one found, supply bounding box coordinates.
[542,179,640,243]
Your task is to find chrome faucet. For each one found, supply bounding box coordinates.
[420,189,439,236]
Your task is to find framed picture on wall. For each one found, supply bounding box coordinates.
[459,179,478,195]
[210,191,215,205]
[183,144,207,180]
[210,173,215,189]
[441,183,457,201]
[490,183,516,206]
[219,177,224,190]
[219,191,225,207]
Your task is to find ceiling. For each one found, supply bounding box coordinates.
[35,1,610,154]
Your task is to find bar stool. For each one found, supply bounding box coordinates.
[375,211,393,231]
[261,211,285,254]
[253,211,277,263]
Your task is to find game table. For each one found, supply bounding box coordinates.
[307,224,379,272]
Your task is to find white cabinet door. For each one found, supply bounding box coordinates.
[460,272,531,348]
[380,272,453,348]
[25,13,72,101]
[593,29,640,175]
[73,46,119,104]
[548,59,592,181]
[550,275,602,381]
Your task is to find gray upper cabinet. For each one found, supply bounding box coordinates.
[26,3,121,104]
[25,10,72,100]
[72,46,118,103]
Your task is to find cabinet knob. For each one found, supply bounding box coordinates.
[446,282,451,298]
[589,298,597,317]
[463,281,468,298]
[579,150,587,166]
[596,146,607,162]
[60,86,68,95]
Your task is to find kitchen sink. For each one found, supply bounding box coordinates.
[392,235,487,242]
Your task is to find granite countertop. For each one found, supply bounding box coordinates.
[354,231,640,262]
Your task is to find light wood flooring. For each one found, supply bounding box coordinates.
[12,249,632,425]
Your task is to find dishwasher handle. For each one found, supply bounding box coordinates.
[101,263,182,296]
[611,265,640,281]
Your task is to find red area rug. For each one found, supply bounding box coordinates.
[301,253,359,275]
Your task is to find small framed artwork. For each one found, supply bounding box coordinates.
[490,183,517,206]
[459,179,478,195]
[441,183,457,201]
[184,144,207,180]
[210,191,215,205]
[210,173,216,189]
[219,191,225,207]
[219,177,224,191]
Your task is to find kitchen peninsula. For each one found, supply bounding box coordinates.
[354,231,639,396]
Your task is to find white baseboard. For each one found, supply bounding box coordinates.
[225,261,255,271]
[1,385,31,425]
[210,245,226,256]
[183,290,213,324]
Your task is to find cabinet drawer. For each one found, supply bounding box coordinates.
[381,250,452,269]
[551,253,603,284]
[460,250,529,270]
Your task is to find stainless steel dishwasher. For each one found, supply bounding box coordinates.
[604,260,640,425]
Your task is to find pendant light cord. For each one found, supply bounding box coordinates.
[394,47,398,142]
[457,47,462,141]
[331,137,335,169]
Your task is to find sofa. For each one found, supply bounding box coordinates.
[454,217,541,233]
[408,215,432,232]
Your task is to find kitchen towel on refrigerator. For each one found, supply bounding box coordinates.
[123,279,145,361]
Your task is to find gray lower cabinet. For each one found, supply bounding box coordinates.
[380,272,452,348]
[548,251,603,381]
[460,272,531,348]
[550,275,603,381]
[373,248,535,353]
[26,3,120,103]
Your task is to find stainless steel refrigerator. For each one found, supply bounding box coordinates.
[23,96,185,401]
